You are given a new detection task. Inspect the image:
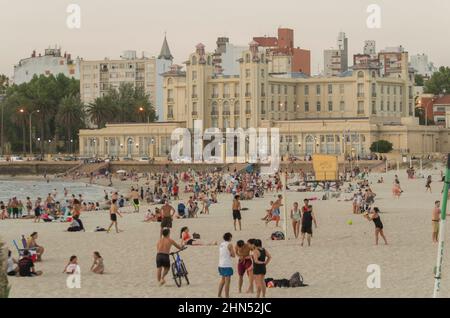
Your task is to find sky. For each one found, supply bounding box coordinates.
[1,0,450,78]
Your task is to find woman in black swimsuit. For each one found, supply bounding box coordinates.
[301,199,317,247]
[252,239,271,298]
[366,207,388,245]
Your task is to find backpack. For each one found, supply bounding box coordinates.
[289,272,306,287]
[271,231,285,240]
[193,233,201,239]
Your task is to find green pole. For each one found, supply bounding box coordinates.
[433,153,450,297]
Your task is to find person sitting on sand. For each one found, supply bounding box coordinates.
[63,255,79,274]
[7,250,19,276]
[27,232,44,261]
[144,208,162,222]
[0,201,7,220]
[18,250,42,277]
[180,226,217,246]
[90,251,104,274]
[156,228,183,286]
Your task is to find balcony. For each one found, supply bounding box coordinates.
[245,109,251,115]
[222,110,231,116]
[211,111,219,116]
[167,98,174,103]
[191,111,198,116]
[167,113,174,120]
[211,93,219,98]
[234,109,240,115]
[357,92,365,98]
[191,94,198,99]
[261,92,266,97]
[234,93,240,98]
[371,93,377,98]
[245,92,251,97]
[223,94,230,98]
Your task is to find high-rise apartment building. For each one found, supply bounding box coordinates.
[410,53,437,78]
[324,32,348,77]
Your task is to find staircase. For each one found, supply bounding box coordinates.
[66,162,110,176]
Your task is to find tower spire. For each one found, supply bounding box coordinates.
[158,34,173,61]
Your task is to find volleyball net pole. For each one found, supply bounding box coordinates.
[433,153,450,298]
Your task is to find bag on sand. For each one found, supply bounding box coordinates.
[289,272,308,287]
[271,231,285,240]
[193,233,201,239]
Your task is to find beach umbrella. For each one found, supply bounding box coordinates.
[433,153,450,297]
[116,170,126,174]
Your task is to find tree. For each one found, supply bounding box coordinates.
[424,66,450,95]
[86,95,116,128]
[415,74,425,87]
[370,140,393,153]
[0,74,8,94]
[56,95,85,152]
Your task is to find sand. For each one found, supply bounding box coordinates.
[1,167,450,298]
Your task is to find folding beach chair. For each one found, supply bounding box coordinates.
[13,240,37,259]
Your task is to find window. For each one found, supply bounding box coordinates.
[387,86,390,94]
[357,83,364,97]
[245,54,251,63]
[393,101,397,112]
[167,78,173,85]
[261,101,265,114]
[339,84,345,94]
[340,101,345,111]
[261,83,265,96]
[371,83,376,97]
[316,85,321,95]
[245,69,251,78]
[394,86,397,95]
[192,102,197,112]
[192,71,197,80]
[246,118,250,128]
[316,101,321,112]
[380,101,384,111]
[261,69,265,77]
[372,101,376,114]
[234,116,240,128]
[271,101,274,111]
[192,56,197,65]
[284,85,288,94]
[328,84,333,95]
[305,101,309,112]
[192,85,197,97]
[357,101,364,115]
[211,117,218,128]
[409,102,413,116]
[277,85,280,94]
[211,102,218,115]
[245,101,251,114]
[399,101,403,112]
[387,101,390,111]
[357,71,364,78]
[304,85,309,96]
[328,101,333,112]
[271,85,274,94]
[381,85,384,94]
[245,83,251,97]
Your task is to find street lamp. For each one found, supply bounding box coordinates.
[138,106,150,123]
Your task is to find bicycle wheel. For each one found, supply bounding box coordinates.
[180,261,190,285]
[171,263,182,287]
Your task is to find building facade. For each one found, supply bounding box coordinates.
[410,53,437,78]
[79,37,173,121]
[79,40,450,160]
[324,32,348,77]
[13,47,80,84]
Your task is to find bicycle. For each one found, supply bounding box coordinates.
[170,247,189,287]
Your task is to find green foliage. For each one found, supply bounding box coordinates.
[370,140,393,153]
[415,74,425,87]
[86,82,156,128]
[424,66,450,95]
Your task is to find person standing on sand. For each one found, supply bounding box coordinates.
[426,175,432,193]
[130,187,140,213]
[235,240,254,294]
[232,195,242,231]
[266,194,283,227]
[107,199,123,233]
[365,207,388,245]
[160,200,175,236]
[301,199,317,247]
[432,201,441,243]
[156,228,183,286]
[218,232,235,298]
[290,202,301,239]
[252,239,271,298]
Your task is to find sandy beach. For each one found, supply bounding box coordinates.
[1,167,450,298]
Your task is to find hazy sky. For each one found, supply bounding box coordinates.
[1,0,450,77]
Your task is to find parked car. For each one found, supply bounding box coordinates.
[122,156,134,161]
[10,156,24,162]
[138,156,150,162]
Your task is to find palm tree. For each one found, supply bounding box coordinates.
[0,238,10,298]
[86,96,115,128]
[56,95,85,152]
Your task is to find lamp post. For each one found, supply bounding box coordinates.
[139,106,150,123]
[29,109,40,156]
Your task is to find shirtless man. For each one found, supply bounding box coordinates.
[266,194,283,227]
[160,200,176,236]
[432,201,441,243]
[107,199,123,233]
[235,240,254,293]
[232,195,242,231]
[130,187,140,213]
[156,228,183,286]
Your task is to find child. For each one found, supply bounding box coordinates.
[63,255,79,274]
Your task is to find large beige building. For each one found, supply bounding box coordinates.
[79,40,450,160]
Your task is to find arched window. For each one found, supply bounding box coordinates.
[234,101,240,115]
[305,135,314,155]
[357,71,364,78]
[223,101,230,114]
[245,54,251,63]
[167,78,173,85]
